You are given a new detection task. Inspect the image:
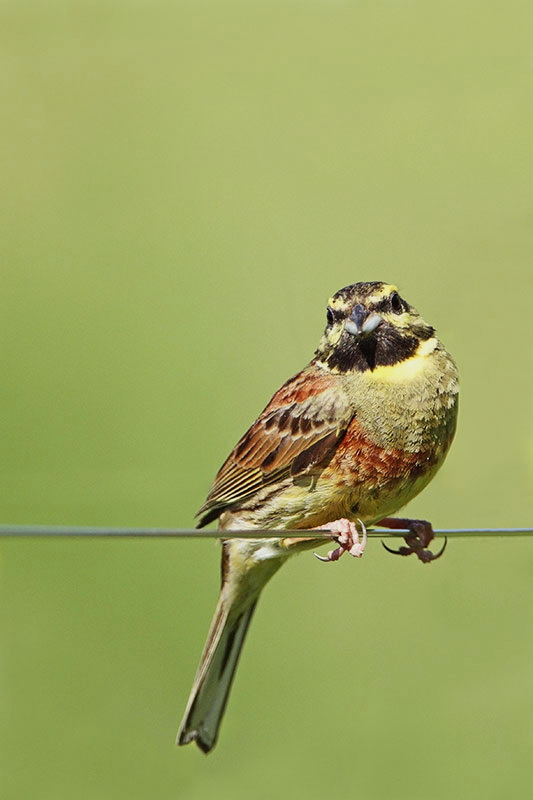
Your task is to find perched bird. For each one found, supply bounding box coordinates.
[178,281,459,753]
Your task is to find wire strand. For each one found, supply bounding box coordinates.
[0,525,531,539]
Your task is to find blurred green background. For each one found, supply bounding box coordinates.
[1,1,533,798]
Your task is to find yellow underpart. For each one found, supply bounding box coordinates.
[369,337,438,383]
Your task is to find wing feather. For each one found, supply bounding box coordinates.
[196,367,353,526]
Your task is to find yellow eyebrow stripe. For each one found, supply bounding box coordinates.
[365,285,398,305]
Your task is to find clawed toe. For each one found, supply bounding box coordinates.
[314,547,344,562]
[378,518,447,564]
[314,518,367,563]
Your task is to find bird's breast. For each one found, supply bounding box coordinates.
[342,342,459,454]
[312,344,459,522]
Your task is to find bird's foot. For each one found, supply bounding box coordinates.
[314,518,367,562]
[378,517,447,564]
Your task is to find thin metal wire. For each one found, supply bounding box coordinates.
[0,525,531,539]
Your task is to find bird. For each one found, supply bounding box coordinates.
[177,281,459,753]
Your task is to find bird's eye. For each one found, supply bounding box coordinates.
[326,306,335,325]
[390,292,403,314]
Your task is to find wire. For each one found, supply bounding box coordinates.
[0,525,531,539]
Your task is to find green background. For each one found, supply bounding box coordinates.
[2,1,533,798]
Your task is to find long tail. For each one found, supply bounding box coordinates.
[177,589,259,753]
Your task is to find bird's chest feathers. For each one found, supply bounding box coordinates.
[344,344,458,454]
[308,349,459,523]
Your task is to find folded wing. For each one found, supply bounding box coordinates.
[196,368,353,527]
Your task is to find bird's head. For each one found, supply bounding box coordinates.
[314,282,436,373]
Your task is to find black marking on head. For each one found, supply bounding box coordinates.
[331,281,388,305]
[326,304,345,325]
[416,325,435,341]
[373,292,408,315]
[390,292,404,314]
[317,282,436,372]
[324,325,421,373]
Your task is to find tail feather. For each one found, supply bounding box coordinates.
[177,593,258,753]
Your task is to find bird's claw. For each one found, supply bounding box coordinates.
[381,537,447,562]
[314,518,367,563]
[379,518,447,563]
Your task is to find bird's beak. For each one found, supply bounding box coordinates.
[345,304,383,336]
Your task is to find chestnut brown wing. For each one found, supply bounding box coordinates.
[196,368,353,527]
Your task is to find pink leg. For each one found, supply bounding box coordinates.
[313,518,367,563]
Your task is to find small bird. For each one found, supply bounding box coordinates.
[178,281,459,753]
